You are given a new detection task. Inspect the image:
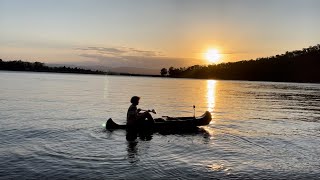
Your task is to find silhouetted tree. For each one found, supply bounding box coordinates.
[0,59,105,75]
[160,68,168,76]
[164,44,320,83]
[168,67,174,76]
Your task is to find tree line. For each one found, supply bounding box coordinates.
[160,44,320,83]
[0,59,105,75]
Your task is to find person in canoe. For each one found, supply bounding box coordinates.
[127,96,155,130]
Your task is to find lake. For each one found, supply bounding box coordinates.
[0,71,319,179]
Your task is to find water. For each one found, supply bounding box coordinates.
[0,71,319,179]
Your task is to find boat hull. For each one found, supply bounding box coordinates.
[106,111,212,132]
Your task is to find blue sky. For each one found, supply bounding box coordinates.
[1,0,320,69]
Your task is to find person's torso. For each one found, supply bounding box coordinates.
[127,105,137,125]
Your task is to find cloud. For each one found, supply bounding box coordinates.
[128,48,162,57]
[76,46,163,57]
[76,46,202,68]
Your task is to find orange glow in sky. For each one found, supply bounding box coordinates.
[1,1,319,69]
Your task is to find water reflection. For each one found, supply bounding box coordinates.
[126,130,153,141]
[103,76,109,99]
[207,80,217,113]
[127,141,139,164]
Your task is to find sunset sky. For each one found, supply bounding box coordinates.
[1,0,320,69]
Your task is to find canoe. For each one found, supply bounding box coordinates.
[106,111,212,132]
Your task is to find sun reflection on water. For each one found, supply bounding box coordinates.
[104,76,109,99]
[207,80,217,113]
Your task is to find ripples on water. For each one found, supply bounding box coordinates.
[0,71,319,179]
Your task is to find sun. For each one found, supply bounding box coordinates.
[205,49,221,63]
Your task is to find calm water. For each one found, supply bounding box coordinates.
[0,71,319,179]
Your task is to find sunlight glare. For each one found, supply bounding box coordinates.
[205,49,220,63]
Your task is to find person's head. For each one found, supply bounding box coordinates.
[130,96,140,105]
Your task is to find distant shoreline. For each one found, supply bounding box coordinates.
[0,69,162,78]
[2,44,320,84]
[2,69,320,85]
[0,59,162,78]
